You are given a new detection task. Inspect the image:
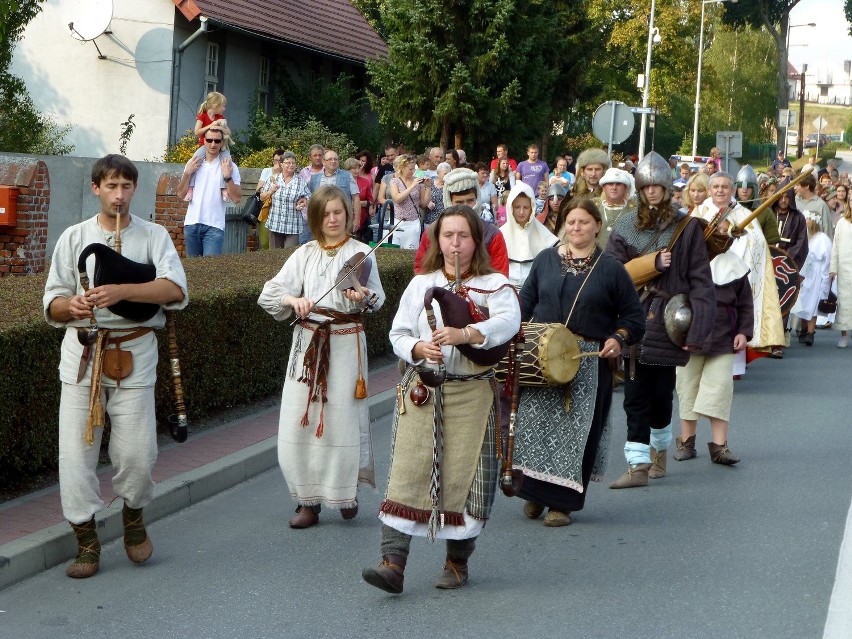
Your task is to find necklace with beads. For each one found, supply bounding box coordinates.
[444,269,472,283]
[559,245,595,276]
[320,235,350,257]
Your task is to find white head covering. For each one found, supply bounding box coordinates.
[443,168,481,212]
[500,183,558,261]
[599,167,632,187]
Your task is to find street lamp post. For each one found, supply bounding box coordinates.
[691,0,736,157]
[637,0,657,161]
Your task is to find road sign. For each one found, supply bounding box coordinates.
[592,101,635,144]
[716,131,743,171]
[814,116,828,130]
[629,106,657,115]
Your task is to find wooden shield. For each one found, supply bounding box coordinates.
[771,245,799,317]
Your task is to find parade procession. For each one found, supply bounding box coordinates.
[3,1,852,637]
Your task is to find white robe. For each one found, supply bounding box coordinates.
[793,232,832,320]
[831,218,852,331]
[258,239,385,508]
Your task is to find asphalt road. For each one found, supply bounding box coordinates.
[1,332,850,639]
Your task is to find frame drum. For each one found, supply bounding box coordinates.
[496,322,579,386]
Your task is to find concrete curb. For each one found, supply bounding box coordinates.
[0,387,396,591]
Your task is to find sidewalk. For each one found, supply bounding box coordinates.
[0,363,402,590]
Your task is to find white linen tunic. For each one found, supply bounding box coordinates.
[793,232,832,320]
[258,239,385,509]
[831,217,852,331]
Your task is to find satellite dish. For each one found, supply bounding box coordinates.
[61,0,113,42]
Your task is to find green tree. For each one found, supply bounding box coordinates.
[0,0,74,154]
[363,0,588,157]
[701,24,778,147]
[721,1,851,144]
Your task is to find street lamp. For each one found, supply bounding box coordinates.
[691,0,737,157]
[637,0,658,161]
[786,22,816,157]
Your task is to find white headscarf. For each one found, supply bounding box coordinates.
[500,183,558,261]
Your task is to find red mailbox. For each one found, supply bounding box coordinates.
[0,186,18,226]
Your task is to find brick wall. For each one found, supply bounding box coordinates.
[155,173,189,256]
[0,157,49,276]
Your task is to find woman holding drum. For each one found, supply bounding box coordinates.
[512,199,644,526]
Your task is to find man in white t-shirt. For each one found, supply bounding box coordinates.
[177,128,241,256]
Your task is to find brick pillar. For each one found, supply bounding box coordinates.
[155,172,188,256]
[0,156,50,276]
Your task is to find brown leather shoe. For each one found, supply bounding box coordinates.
[67,518,100,579]
[673,435,697,461]
[122,505,153,564]
[609,463,651,489]
[288,505,320,529]
[708,442,740,465]
[435,558,469,589]
[340,502,358,520]
[362,554,406,593]
[648,447,667,479]
[542,509,572,527]
[523,501,545,520]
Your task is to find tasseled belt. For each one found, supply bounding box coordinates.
[293,310,364,438]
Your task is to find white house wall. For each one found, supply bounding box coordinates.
[10,0,176,160]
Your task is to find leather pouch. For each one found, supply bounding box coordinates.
[102,348,133,385]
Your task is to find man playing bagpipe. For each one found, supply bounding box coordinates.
[44,154,188,578]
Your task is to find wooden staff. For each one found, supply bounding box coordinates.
[165,310,188,443]
[500,339,525,497]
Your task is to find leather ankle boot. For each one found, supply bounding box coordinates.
[67,517,100,579]
[673,435,697,461]
[289,504,320,529]
[609,463,651,489]
[648,447,667,479]
[123,504,153,564]
[435,557,469,589]
[362,554,407,593]
[708,441,740,465]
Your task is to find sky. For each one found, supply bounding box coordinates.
[788,0,852,73]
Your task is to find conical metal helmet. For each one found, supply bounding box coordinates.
[735,164,758,190]
[634,151,672,192]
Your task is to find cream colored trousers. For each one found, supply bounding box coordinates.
[58,383,158,524]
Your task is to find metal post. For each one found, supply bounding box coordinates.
[691,0,707,157]
[637,0,656,161]
[607,101,616,162]
[798,71,805,159]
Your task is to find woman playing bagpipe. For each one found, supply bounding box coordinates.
[513,199,645,526]
[44,155,188,579]
[362,205,520,594]
[258,185,385,529]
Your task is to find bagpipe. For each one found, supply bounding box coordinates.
[76,208,188,443]
[415,252,523,496]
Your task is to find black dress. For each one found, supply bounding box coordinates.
[513,247,645,512]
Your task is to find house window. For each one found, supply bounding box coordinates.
[205,42,219,94]
[821,86,829,97]
[258,56,270,113]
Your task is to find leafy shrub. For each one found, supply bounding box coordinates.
[162,131,201,164]
[241,117,357,168]
[240,146,278,169]
[0,248,416,484]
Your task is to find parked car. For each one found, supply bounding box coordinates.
[804,133,830,149]
[787,130,798,147]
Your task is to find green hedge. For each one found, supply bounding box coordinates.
[0,248,416,485]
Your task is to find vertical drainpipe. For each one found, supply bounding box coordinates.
[169,16,208,146]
